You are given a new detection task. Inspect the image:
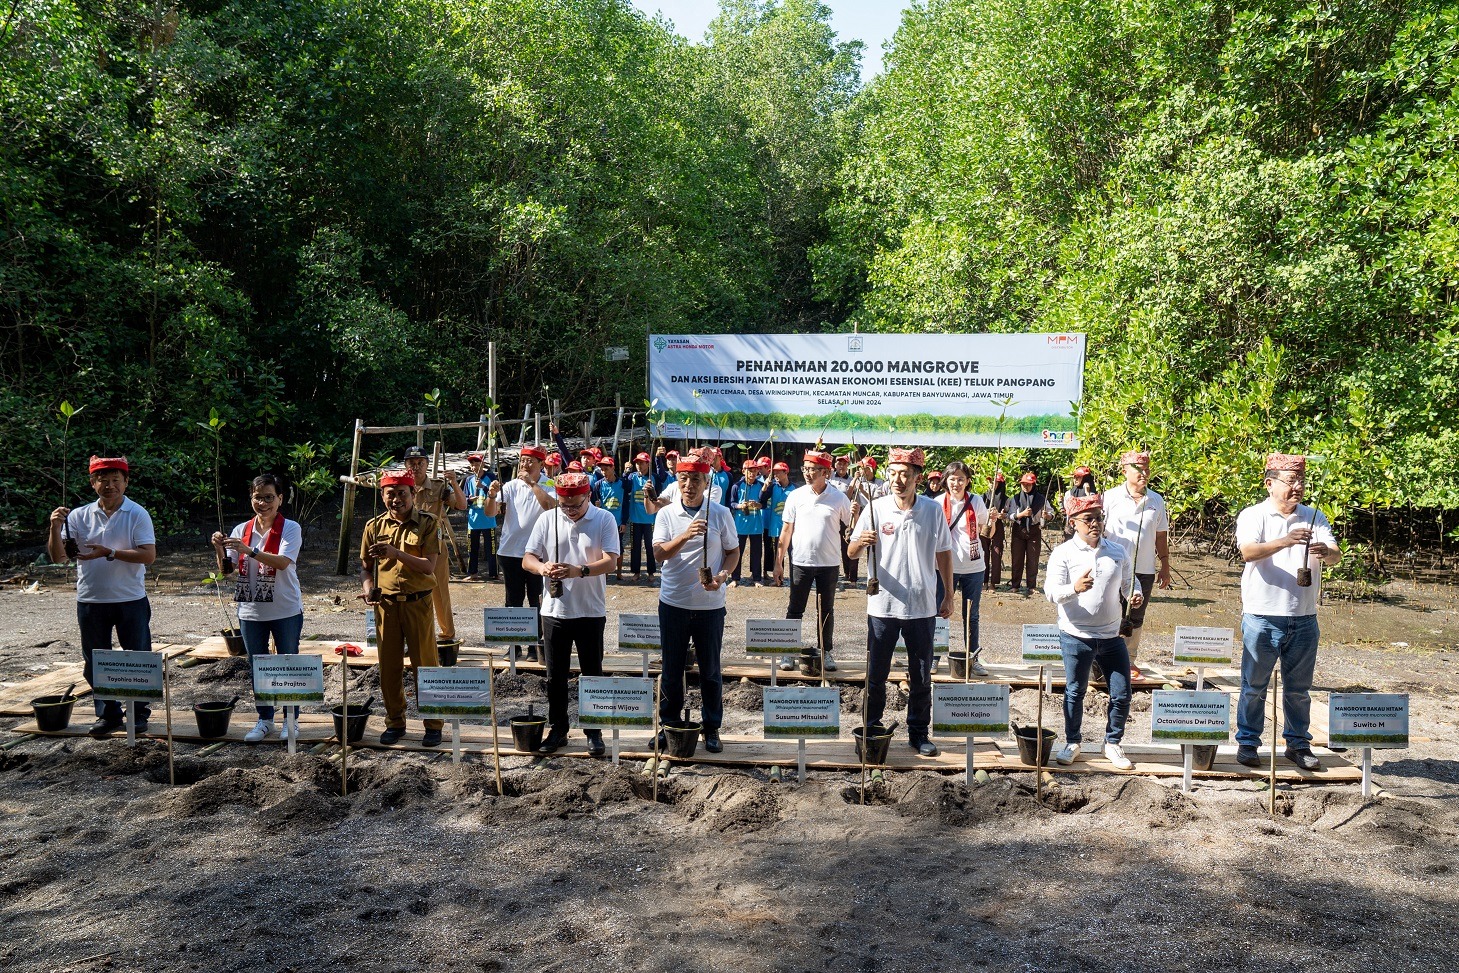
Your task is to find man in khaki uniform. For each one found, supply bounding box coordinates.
[360,470,445,747]
[403,445,466,646]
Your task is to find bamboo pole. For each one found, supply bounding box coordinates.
[860,654,870,805]
[1268,668,1279,816]
[164,654,175,786]
[489,658,504,795]
[334,419,365,575]
[653,676,662,803]
[416,412,425,449]
[1035,664,1045,804]
[340,640,350,797]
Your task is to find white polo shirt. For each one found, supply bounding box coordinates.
[1236,499,1337,617]
[526,505,621,619]
[1102,484,1170,574]
[1045,535,1141,639]
[67,498,155,603]
[655,479,725,506]
[652,501,739,611]
[496,478,556,558]
[852,494,952,620]
[783,483,852,568]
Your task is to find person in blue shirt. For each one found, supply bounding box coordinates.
[624,451,659,583]
[462,452,499,581]
[764,460,792,585]
[728,459,774,586]
[654,446,677,490]
[592,456,626,581]
[709,447,732,507]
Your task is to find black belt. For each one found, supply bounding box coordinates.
[379,590,431,603]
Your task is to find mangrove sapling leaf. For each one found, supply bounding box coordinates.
[196,409,228,533]
[204,570,238,632]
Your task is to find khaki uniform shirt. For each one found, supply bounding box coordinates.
[361,510,440,596]
[414,478,454,523]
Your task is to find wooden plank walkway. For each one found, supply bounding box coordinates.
[0,644,192,716]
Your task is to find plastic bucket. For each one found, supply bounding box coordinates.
[192,700,237,739]
[1014,726,1056,766]
[948,650,970,680]
[31,694,76,733]
[663,719,701,758]
[799,652,823,677]
[853,724,894,764]
[1190,744,1217,771]
[509,715,546,753]
[221,628,246,657]
[436,638,461,667]
[332,703,371,744]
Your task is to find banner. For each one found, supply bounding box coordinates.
[252,655,325,704]
[578,676,655,729]
[482,608,540,645]
[417,668,493,717]
[1329,693,1409,748]
[745,619,803,655]
[617,614,661,652]
[932,684,1010,736]
[91,650,163,702]
[763,687,840,738]
[1172,626,1234,666]
[1149,691,1230,743]
[648,333,1085,448]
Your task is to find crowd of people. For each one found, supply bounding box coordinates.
[45,444,1338,774]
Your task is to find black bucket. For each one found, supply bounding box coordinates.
[509,715,546,753]
[1190,744,1217,771]
[221,628,246,657]
[31,694,77,733]
[436,638,461,667]
[948,650,970,680]
[332,703,371,744]
[192,700,237,739]
[799,652,823,677]
[662,719,701,758]
[854,724,894,764]
[1014,726,1056,766]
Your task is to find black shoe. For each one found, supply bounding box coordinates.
[526,648,539,663]
[703,729,723,754]
[654,731,668,750]
[380,726,406,745]
[134,722,150,735]
[87,717,124,738]
[912,739,940,757]
[1235,744,1261,767]
[537,732,568,754]
[422,728,443,748]
[585,733,606,757]
[1284,747,1321,771]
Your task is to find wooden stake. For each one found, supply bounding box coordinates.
[1268,667,1279,816]
[653,675,662,804]
[1035,664,1045,804]
[860,650,870,806]
[488,657,503,795]
[163,654,175,786]
[340,641,349,796]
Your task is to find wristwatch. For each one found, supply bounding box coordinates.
[249,546,262,559]
[579,565,590,578]
[105,549,116,561]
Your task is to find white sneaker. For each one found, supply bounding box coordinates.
[778,656,796,671]
[970,658,989,677]
[279,720,292,742]
[1104,743,1133,770]
[1055,742,1081,765]
[823,652,838,672]
[244,719,272,743]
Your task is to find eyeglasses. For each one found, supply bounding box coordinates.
[1075,514,1104,524]
[1274,477,1306,489]
[252,494,280,504]
[559,498,589,512]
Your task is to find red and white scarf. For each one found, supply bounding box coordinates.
[234,517,285,604]
[943,492,983,562]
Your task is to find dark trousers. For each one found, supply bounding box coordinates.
[1009,525,1041,590]
[841,532,859,584]
[78,598,153,721]
[628,522,656,576]
[786,564,838,659]
[468,528,498,578]
[980,521,1004,587]
[866,615,935,742]
[763,530,777,577]
[542,615,606,737]
[500,555,542,609]
[658,604,725,731]
[732,534,763,583]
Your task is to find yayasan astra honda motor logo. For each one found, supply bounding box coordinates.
[656,337,715,351]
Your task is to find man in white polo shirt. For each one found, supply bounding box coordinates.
[482,444,556,662]
[1044,494,1143,770]
[1102,449,1172,680]
[47,456,158,737]
[523,472,621,756]
[652,449,740,753]
[1234,453,1340,771]
[847,447,953,757]
[774,449,853,674]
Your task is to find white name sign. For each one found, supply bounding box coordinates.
[1329,693,1409,748]
[417,667,493,717]
[1021,624,1063,664]
[1172,626,1234,666]
[932,683,1010,736]
[893,617,951,653]
[617,613,661,652]
[1150,690,1230,744]
[763,687,840,738]
[578,676,655,729]
[746,618,803,655]
[91,650,164,702]
[252,654,325,704]
[482,607,540,645]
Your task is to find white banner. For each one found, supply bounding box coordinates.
[577,676,655,729]
[482,608,540,645]
[648,333,1084,448]
[1172,626,1234,666]
[417,668,493,717]
[252,655,325,704]
[763,687,840,738]
[91,650,163,702]
[617,614,661,652]
[1329,693,1409,749]
[1150,690,1230,744]
[746,618,803,655]
[932,684,1010,736]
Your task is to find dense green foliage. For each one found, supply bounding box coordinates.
[4,0,1457,545]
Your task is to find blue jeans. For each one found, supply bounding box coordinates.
[241,613,304,721]
[1059,632,1131,745]
[1237,613,1318,748]
[78,598,153,721]
[658,604,725,731]
[937,571,984,660]
[866,616,935,742]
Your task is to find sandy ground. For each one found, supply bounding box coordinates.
[2,525,1458,972]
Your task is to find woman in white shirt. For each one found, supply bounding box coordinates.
[210,474,305,743]
[936,462,989,675]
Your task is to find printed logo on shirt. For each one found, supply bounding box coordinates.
[880,522,896,536]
